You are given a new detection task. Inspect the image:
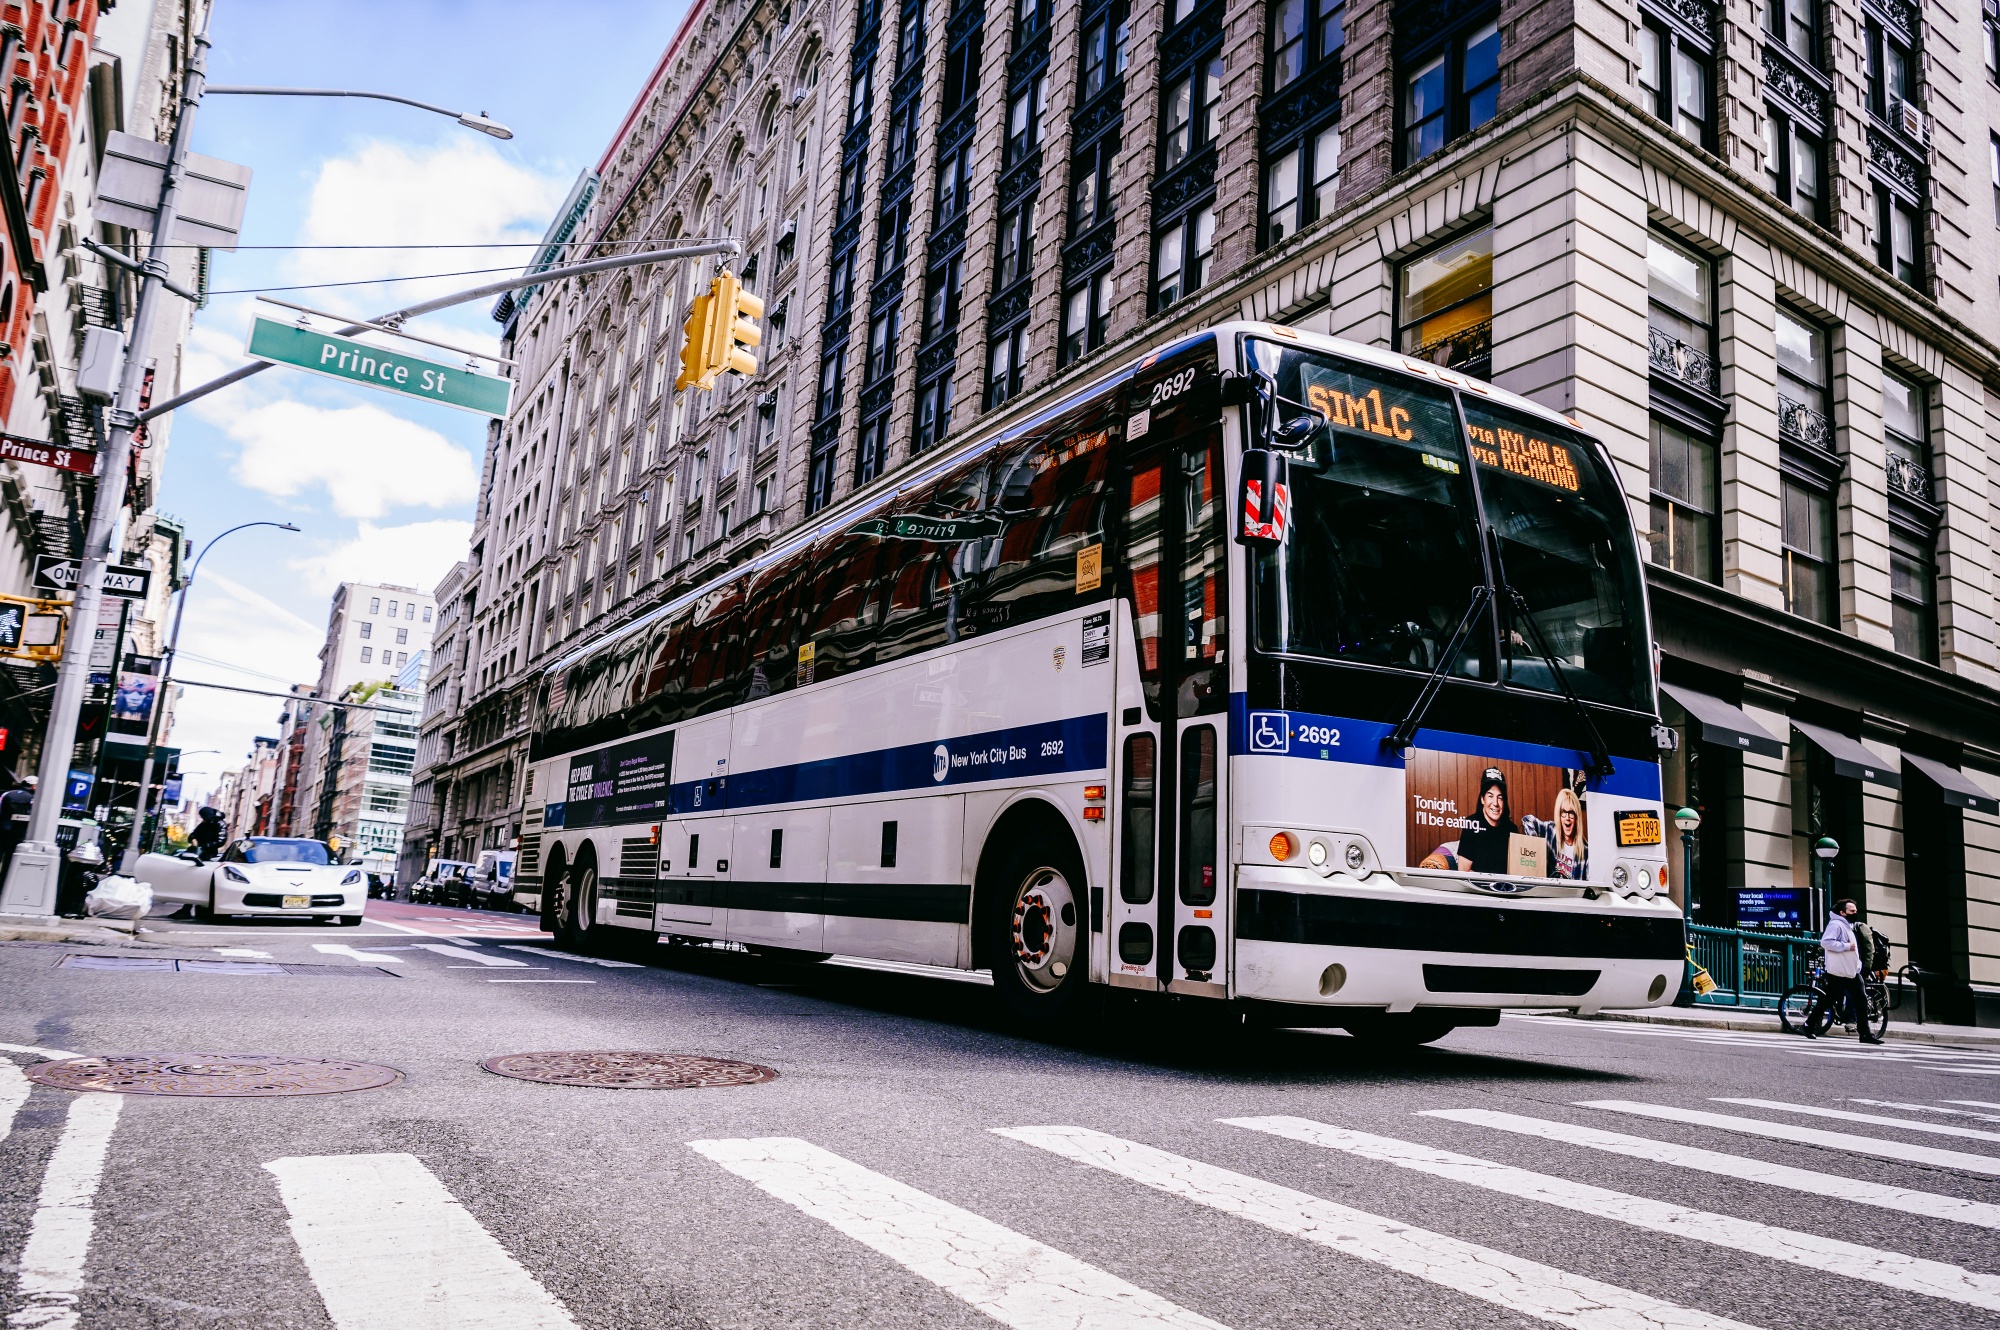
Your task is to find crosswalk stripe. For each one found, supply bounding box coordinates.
[997,1126,1762,1330]
[313,944,404,964]
[1424,1108,2000,1230]
[8,1092,122,1330]
[1949,1101,2000,1111]
[1848,1099,2000,1125]
[0,1060,26,1145]
[407,944,529,968]
[1227,1115,2000,1311]
[0,1044,81,1060]
[1580,1101,2000,1176]
[364,919,432,936]
[689,1136,1228,1330]
[497,945,641,968]
[1714,1098,2000,1145]
[264,1152,577,1330]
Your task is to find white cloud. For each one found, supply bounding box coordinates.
[293,519,473,596]
[290,137,570,336]
[219,399,478,519]
[167,572,325,789]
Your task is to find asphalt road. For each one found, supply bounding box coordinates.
[3,900,1998,1329]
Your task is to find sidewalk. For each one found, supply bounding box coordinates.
[0,914,154,946]
[1536,1003,2000,1049]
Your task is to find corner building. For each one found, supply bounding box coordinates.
[422,0,2000,1021]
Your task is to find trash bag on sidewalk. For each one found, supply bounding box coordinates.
[83,875,152,920]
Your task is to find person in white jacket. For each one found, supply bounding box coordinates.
[1805,898,1882,1043]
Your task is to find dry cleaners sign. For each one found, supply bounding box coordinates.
[245,316,513,417]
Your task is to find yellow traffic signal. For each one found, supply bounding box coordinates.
[715,270,763,379]
[675,290,718,392]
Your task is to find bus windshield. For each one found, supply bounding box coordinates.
[1247,341,1651,713]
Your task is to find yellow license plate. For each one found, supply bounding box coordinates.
[282,894,309,909]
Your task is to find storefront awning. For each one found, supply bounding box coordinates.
[1791,719,1900,788]
[1904,753,2000,815]
[1660,683,1784,758]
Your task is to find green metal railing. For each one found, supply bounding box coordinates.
[1688,923,1818,1008]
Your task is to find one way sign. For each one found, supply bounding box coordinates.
[33,555,151,601]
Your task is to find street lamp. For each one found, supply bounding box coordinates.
[1812,835,1840,933]
[1673,806,1701,922]
[203,87,514,139]
[121,521,299,872]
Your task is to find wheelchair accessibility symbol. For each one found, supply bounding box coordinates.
[1248,711,1290,753]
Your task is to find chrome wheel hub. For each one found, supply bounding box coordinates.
[1011,868,1077,994]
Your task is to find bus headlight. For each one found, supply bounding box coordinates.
[1344,841,1366,871]
[1636,867,1656,899]
[1306,839,1328,867]
[1610,864,1630,893]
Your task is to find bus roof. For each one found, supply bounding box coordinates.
[544,321,1604,678]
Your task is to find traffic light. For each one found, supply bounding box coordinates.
[673,271,763,392]
[674,289,718,393]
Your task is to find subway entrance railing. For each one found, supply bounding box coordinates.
[1687,924,1818,1008]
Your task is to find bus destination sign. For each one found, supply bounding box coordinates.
[1465,418,1581,492]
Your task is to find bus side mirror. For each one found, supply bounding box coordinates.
[1237,448,1290,546]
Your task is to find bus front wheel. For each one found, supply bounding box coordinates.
[983,834,1090,1024]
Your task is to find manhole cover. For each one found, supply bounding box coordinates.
[25,1053,404,1097]
[480,1051,778,1089]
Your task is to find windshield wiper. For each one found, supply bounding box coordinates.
[1502,586,1615,780]
[1383,585,1490,756]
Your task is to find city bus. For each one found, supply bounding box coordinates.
[515,321,1683,1042]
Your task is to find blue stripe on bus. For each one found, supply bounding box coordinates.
[669,712,1111,814]
[1227,695,1662,799]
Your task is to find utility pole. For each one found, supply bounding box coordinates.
[0,13,214,916]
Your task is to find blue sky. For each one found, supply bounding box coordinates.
[158,0,688,793]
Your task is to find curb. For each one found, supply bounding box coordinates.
[0,918,148,946]
[1536,1008,2000,1050]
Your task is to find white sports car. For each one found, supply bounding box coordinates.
[138,837,367,924]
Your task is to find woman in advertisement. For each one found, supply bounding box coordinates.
[1544,786,1588,880]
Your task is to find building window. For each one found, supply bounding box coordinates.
[808,443,838,513]
[1875,186,1920,286]
[942,18,983,117]
[1648,419,1719,582]
[1866,18,1916,120]
[1161,57,1223,175]
[1060,271,1114,364]
[935,140,973,225]
[1762,109,1824,220]
[360,646,373,663]
[817,345,846,419]
[867,306,901,383]
[923,255,964,337]
[1768,0,1818,61]
[1397,225,1492,377]
[359,621,373,640]
[876,199,912,277]
[986,324,1027,407]
[369,598,381,614]
[1775,306,1830,449]
[423,607,432,623]
[1152,204,1215,309]
[395,627,409,645]
[915,376,955,453]
[1006,73,1046,167]
[1646,231,1716,392]
[1263,123,1340,247]
[996,199,1037,289]
[1991,133,2000,220]
[1079,5,1130,102]
[1882,367,1933,504]
[1781,476,1836,626]
[1271,0,1344,89]
[755,476,772,515]
[857,416,889,485]
[1636,17,1712,145]
[1070,139,1117,233]
[1399,13,1499,166]
[1890,526,1938,663]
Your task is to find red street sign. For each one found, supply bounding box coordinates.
[0,435,95,475]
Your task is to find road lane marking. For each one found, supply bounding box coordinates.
[313,944,405,964]
[365,919,433,936]
[265,1152,577,1330]
[1713,1098,2000,1145]
[497,945,641,968]
[0,1061,26,1144]
[689,1136,1228,1330]
[408,944,528,968]
[996,1126,1762,1330]
[0,1043,81,1060]
[1229,1115,2000,1311]
[214,947,273,958]
[1424,1108,2000,1230]
[8,1092,122,1330]
[1580,1101,2000,1176]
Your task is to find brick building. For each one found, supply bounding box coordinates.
[417,0,2000,1019]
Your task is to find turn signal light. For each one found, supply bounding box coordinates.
[1083,806,1105,821]
[1084,785,1106,801]
[1269,831,1297,862]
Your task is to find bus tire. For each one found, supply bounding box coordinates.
[564,851,603,953]
[540,849,568,936]
[980,823,1091,1025]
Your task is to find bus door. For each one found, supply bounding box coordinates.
[1111,427,1230,997]
[658,717,731,934]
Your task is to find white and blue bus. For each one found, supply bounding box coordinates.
[516,321,1683,1041]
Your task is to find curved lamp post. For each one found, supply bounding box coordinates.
[1812,835,1840,934]
[1673,806,1701,922]
[203,87,512,139]
[120,521,299,872]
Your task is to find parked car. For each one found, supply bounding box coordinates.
[136,837,365,925]
[470,850,517,911]
[413,859,475,907]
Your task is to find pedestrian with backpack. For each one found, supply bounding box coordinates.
[1806,898,1883,1044]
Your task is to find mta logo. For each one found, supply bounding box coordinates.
[933,744,951,782]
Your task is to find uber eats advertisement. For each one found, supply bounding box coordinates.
[1407,753,1592,881]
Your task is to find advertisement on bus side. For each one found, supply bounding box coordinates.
[555,731,676,830]
[1407,750,1591,881]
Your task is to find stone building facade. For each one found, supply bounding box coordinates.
[417,0,2000,1018]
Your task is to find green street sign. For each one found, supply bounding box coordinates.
[246,316,513,417]
[848,512,1008,542]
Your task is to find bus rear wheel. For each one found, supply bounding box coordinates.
[983,834,1090,1024]
[554,857,599,953]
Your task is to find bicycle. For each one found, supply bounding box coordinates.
[1779,952,1889,1040]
